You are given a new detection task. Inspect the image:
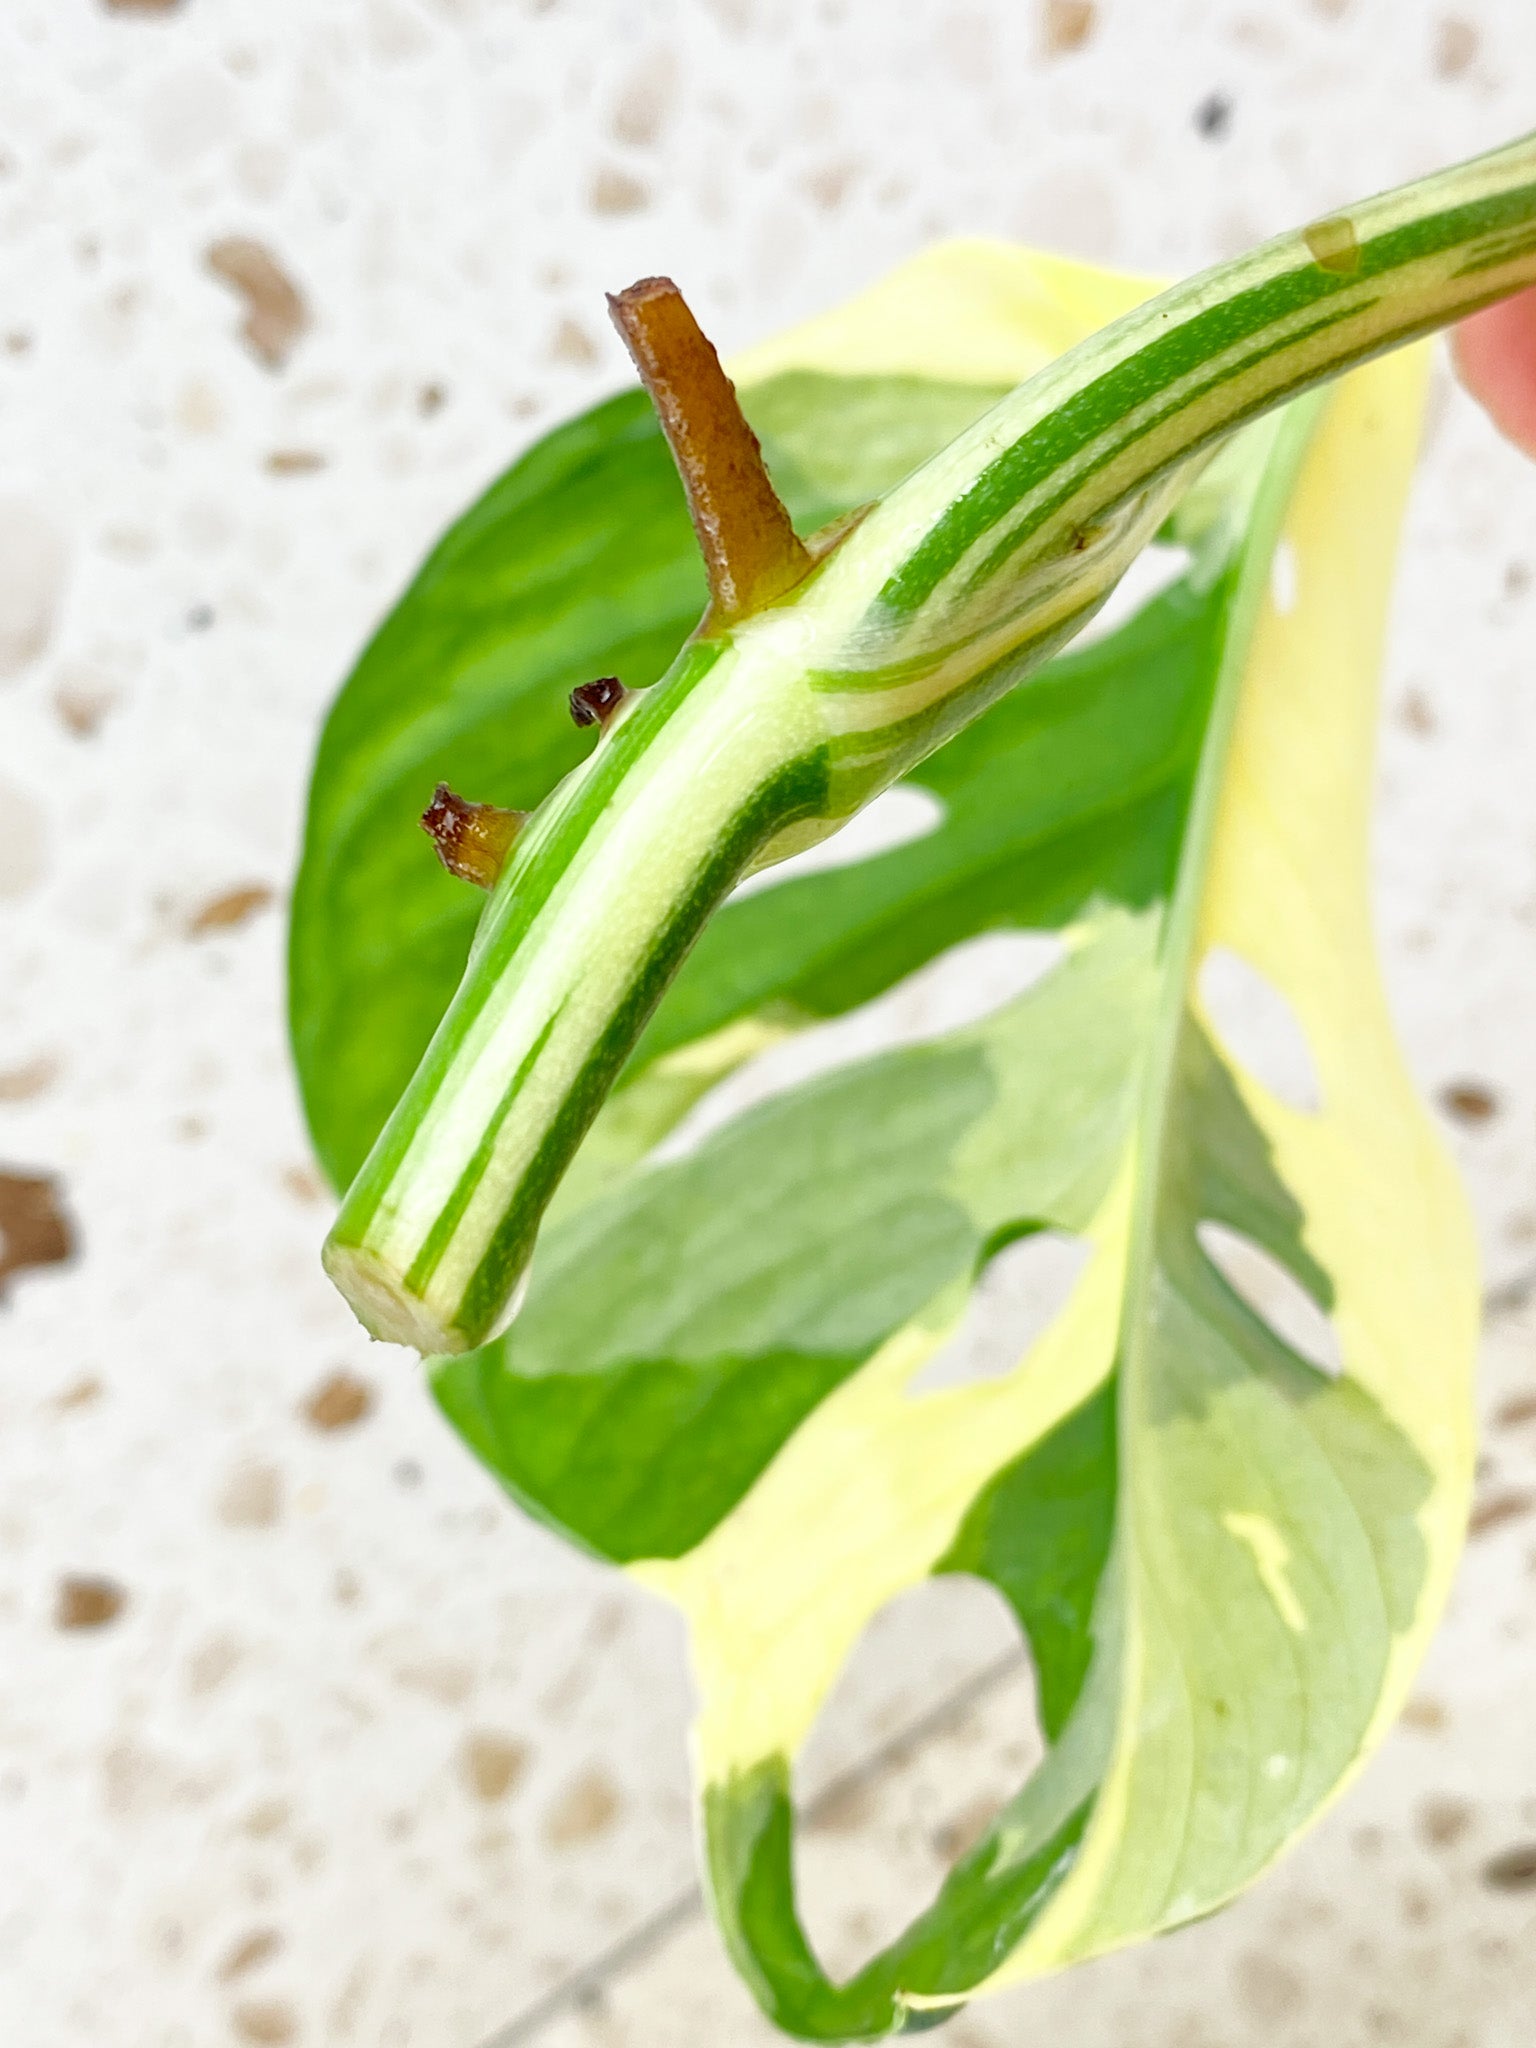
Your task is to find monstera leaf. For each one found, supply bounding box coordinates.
[291,247,1478,2038]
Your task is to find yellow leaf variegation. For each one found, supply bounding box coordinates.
[984,340,1477,1993]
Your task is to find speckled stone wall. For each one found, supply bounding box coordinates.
[1,4,1533,2046]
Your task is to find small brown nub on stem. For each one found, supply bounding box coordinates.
[607,275,812,625]
[569,676,629,728]
[420,783,527,890]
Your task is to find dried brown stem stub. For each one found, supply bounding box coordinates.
[420,784,527,890]
[569,676,629,728]
[607,276,812,625]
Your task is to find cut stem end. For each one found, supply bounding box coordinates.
[321,1239,472,1355]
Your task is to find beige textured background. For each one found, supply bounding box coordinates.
[2,3,1534,2045]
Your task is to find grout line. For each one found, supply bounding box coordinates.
[473,1885,702,2048]
[471,1644,1027,2048]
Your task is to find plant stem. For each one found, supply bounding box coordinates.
[325,129,1536,1357]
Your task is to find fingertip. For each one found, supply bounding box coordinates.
[1452,286,1536,459]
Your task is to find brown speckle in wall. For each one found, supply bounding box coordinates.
[185,884,275,936]
[52,1376,103,1411]
[1400,1695,1448,1733]
[205,239,310,371]
[0,502,69,679]
[1493,1392,1536,1430]
[930,1791,997,1865]
[187,1636,244,1696]
[1417,1795,1474,1850]
[264,449,327,476]
[392,1656,473,1707]
[1042,0,1096,56]
[216,1463,283,1530]
[219,1929,284,1982]
[550,317,600,368]
[280,1164,326,1206]
[803,161,859,211]
[0,1055,59,1102]
[54,673,117,738]
[460,1731,529,1803]
[1439,1081,1497,1124]
[242,1798,291,1839]
[1400,1882,1433,1926]
[0,780,48,899]
[301,1371,375,1432]
[808,1777,876,1837]
[1234,1952,1306,2024]
[612,49,677,147]
[590,166,650,215]
[231,1999,298,2046]
[1468,1490,1534,1539]
[1,1170,75,1296]
[56,1574,126,1630]
[543,1766,622,1845]
[1399,689,1436,734]
[1433,18,1478,79]
[1482,1842,1536,1891]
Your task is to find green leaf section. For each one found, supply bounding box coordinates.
[705,1397,1130,2039]
[436,918,1151,1563]
[706,1388,1125,2037]
[291,246,1477,2040]
[937,1380,1118,1746]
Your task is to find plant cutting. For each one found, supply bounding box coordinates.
[292,131,1536,2038]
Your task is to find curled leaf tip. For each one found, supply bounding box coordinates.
[419,782,526,890]
[569,675,629,728]
[607,273,811,624]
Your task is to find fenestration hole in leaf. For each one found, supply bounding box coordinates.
[729,782,944,902]
[1197,1220,1342,1376]
[792,1575,1040,1984]
[909,1228,1091,1395]
[1198,945,1322,1113]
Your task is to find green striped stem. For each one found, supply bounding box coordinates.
[325,130,1536,1357]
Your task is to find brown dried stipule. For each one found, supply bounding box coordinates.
[420,783,528,890]
[569,676,629,728]
[607,276,812,626]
